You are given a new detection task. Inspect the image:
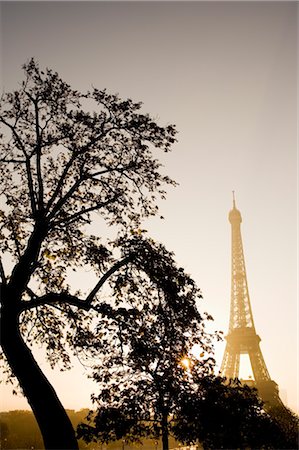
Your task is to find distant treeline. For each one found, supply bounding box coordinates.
[0,410,168,450]
[0,409,92,449]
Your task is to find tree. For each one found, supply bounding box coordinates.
[173,376,299,450]
[0,59,177,449]
[265,405,299,449]
[77,240,218,450]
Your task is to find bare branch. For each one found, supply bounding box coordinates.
[45,153,78,213]
[25,158,38,216]
[34,99,44,211]
[50,194,120,227]
[46,162,128,223]
[0,99,39,216]
[47,176,84,220]
[26,286,38,299]
[20,255,134,312]
[89,161,138,179]
[20,292,89,312]
[85,255,133,304]
[23,89,39,104]
[0,158,27,164]
[0,116,27,155]
[10,218,22,259]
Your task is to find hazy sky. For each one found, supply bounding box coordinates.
[0,1,298,414]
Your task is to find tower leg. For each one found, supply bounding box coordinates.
[221,344,240,380]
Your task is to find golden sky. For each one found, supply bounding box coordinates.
[0,1,297,413]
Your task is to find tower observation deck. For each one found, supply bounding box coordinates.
[220,194,283,407]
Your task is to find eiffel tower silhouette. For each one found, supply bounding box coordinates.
[220,193,283,407]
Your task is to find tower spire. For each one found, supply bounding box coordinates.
[220,198,283,407]
[232,190,236,208]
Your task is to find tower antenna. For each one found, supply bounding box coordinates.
[232,190,236,208]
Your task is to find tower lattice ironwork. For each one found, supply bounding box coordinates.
[220,194,282,406]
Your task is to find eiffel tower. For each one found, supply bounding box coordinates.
[220,193,282,407]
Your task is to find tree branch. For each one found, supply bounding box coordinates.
[47,175,85,220]
[26,286,38,299]
[50,194,120,227]
[0,158,26,164]
[10,218,22,259]
[45,153,78,214]
[85,255,133,304]
[20,292,89,312]
[0,115,37,215]
[34,98,44,212]
[20,255,134,312]
[43,120,115,216]
[89,161,137,179]
[0,116,27,154]
[25,156,38,216]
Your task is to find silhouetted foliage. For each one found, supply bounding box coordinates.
[0,59,180,449]
[173,376,299,450]
[266,405,299,449]
[77,254,219,450]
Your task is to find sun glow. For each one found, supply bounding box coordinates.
[181,357,191,370]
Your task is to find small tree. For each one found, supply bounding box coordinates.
[265,405,299,449]
[77,238,218,450]
[0,59,178,449]
[173,376,299,450]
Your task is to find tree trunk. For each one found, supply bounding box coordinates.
[0,302,79,450]
[161,411,169,450]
